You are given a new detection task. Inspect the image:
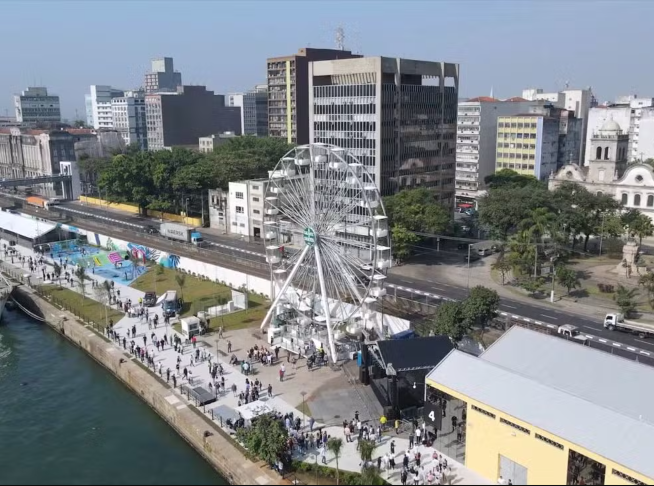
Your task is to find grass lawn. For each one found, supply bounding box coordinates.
[38,285,124,329]
[131,266,267,319]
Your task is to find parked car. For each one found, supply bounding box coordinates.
[464,253,480,263]
[477,248,492,257]
[143,291,157,307]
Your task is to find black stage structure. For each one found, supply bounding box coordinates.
[360,336,454,419]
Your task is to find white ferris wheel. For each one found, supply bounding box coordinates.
[260,143,392,362]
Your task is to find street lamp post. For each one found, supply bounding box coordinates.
[599,212,606,257]
[467,244,473,291]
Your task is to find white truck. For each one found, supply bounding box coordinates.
[604,313,654,339]
[159,222,204,246]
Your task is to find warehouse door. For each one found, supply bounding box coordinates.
[499,454,528,485]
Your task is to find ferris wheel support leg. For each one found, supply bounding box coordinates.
[314,245,338,363]
[260,245,310,331]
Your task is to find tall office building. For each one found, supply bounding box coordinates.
[267,47,361,145]
[14,87,61,124]
[309,56,459,202]
[522,87,593,162]
[145,86,240,150]
[86,85,124,129]
[144,57,182,93]
[111,90,148,150]
[227,84,268,136]
[495,104,582,180]
[455,97,541,207]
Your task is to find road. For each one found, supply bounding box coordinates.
[20,199,654,366]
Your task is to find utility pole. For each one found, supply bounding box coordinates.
[533,244,538,279]
[467,244,473,291]
[599,212,606,257]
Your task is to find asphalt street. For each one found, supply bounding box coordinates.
[28,200,654,366]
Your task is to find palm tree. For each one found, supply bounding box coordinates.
[358,439,377,466]
[175,273,186,301]
[75,266,87,305]
[327,437,343,485]
[53,262,62,288]
[639,272,654,304]
[614,284,639,318]
[521,207,556,245]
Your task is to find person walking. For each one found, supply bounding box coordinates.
[267,383,273,398]
[415,425,422,445]
[231,383,237,397]
[395,418,400,435]
[279,364,285,382]
[390,439,395,455]
[320,444,327,465]
[408,431,414,449]
[452,415,458,433]
[227,340,232,353]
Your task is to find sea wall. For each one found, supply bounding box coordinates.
[68,227,271,297]
[11,286,281,486]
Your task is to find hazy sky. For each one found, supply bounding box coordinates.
[1,0,651,120]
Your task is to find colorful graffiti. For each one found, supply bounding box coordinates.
[126,242,161,263]
[158,252,180,269]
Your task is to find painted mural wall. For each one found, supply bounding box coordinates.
[66,226,271,297]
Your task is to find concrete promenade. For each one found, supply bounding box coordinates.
[1,240,488,485]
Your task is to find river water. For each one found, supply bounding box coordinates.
[0,311,227,485]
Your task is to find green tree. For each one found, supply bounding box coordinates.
[556,265,580,295]
[384,187,450,234]
[327,437,344,485]
[614,284,639,318]
[73,120,87,128]
[484,169,541,189]
[77,156,111,187]
[175,273,186,302]
[627,212,654,245]
[430,301,469,345]
[491,256,512,285]
[98,152,156,215]
[464,286,500,337]
[93,286,110,328]
[638,272,654,304]
[235,413,288,466]
[102,279,112,305]
[75,266,87,305]
[390,225,420,262]
[520,207,555,245]
[520,277,544,296]
[478,184,551,240]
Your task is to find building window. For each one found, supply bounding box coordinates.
[535,433,564,450]
[622,193,628,205]
[604,147,610,160]
[252,197,260,202]
[236,206,244,214]
[231,222,237,226]
[239,223,245,227]
[252,185,260,190]
[235,192,244,199]
[612,469,645,485]
[500,417,530,435]
[634,194,642,206]
[648,195,654,207]
[471,404,496,419]
[596,146,602,160]
[253,209,260,215]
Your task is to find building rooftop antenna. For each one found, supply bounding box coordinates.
[336,26,345,51]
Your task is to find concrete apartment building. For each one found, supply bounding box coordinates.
[198,132,237,153]
[309,56,459,202]
[455,97,541,207]
[585,95,654,165]
[145,86,241,150]
[267,47,361,145]
[522,87,594,162]
[227,85,268,137]
[228,179,267,238]
[144,57,182,93]
[86,85,124,129]
[14,87,61,124]
[111,90,147,150]
[496,104,582,180]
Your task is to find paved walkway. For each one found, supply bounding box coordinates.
[1,239,488,485]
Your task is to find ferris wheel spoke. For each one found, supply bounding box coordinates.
[319,245,364,307]
[321,239,371,294]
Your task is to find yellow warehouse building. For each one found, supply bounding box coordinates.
[426,327,653,485]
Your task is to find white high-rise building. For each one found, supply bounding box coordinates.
[522,87,594,162]
[226,85,268,137]
[455,96,541,206]
[111,90,147,150]
[87,85,124,130]
[14,87,61,124]
[584,96,654,165]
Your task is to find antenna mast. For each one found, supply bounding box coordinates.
[335,26,345,51]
